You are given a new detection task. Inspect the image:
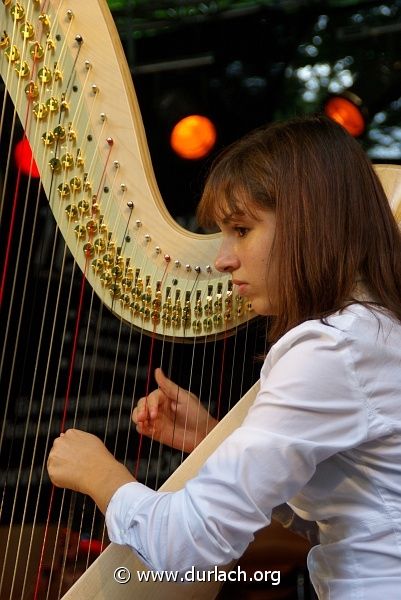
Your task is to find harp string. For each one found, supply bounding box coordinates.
[56,287,99,594]
[2,94,89,596]
[141,261,177,484]
[0,5,20,232]
[185,275,216,457]
[0,0,85,445]
[55,493,77,600]
[43,69,119,598]
[139,332,158,484]
[9,239,77,599]
[32,253,90,599]
[140,262,172,486]
[0,94,62,600]
[34,224,120,598]
[70,293,107,584]
[0,36,34,309]
[41,184,143,595]
[123,322,146,473]
[44,227,172,594]
[1,15,107,594]
[198,336,214,447]
[58,282,112,594]
[180,329,202,461]
[0,3,261,599]
[141,268,223,479]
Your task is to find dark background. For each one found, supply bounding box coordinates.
[110,0,401,228]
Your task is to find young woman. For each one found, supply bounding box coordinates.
[48,115,401,598]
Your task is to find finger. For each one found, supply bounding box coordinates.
[139,386,168,421]
[135,421,150,434]
[133,398,150,422]
[154,368,179,403]
[144,392,164,420]
[136,420,155,436]
[132,405,151,426]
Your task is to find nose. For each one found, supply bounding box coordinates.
[214,240,240,273]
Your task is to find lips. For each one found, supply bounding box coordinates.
[232,280,249,296]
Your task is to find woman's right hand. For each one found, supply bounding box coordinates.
[132,368,217,454]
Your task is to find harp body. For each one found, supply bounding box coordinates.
[0,0,251,340]
[0,1,255,598]
[1,2,401,599]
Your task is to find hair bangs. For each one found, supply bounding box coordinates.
[197,144,275,229]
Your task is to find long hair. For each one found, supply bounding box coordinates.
[197,115,401,342]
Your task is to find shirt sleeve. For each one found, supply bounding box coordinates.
[106,321,369,572]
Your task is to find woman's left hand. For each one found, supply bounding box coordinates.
[47,429,135,513]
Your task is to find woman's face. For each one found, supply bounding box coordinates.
[214,206,278,316]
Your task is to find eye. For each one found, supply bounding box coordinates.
[234,227,249,237]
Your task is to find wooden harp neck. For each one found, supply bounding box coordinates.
[0,0,253,340]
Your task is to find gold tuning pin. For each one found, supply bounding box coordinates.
[0,33,10,48]
[30,42,44,60]
[10,3,25,21]
[5,45,19,62]
[39,13,51,28]
[20,22,34,39]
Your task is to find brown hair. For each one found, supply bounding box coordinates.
[197,115,401,342]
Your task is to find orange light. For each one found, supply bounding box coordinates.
[14,137,40,178]
[324,95,366,137]
[170,115,217,160]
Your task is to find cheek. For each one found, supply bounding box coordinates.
[261,252,278,294]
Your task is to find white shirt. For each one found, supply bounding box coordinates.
[106,304,401,599]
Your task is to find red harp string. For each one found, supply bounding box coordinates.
[0,3,263,599]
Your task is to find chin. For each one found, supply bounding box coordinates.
[251,293,279,315]
[250,300,271,316]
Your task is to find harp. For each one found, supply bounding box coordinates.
[0,1,261,598]
[1,1,401,599]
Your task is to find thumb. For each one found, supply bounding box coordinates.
[154,368,179,401]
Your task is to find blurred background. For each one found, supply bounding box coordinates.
[108,0,401,229]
